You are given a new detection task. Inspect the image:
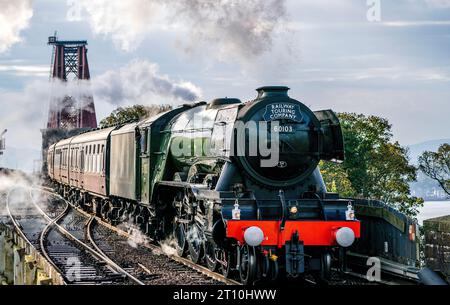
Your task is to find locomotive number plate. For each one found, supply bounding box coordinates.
[272,124,295,133]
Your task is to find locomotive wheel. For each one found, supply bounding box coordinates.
[239,245,257,285]
[174,223,187,257]
[187,224,204,264]
[312,252,332,285]
[220,249,236,278]
[320,252,332,281]
[204,240,218,271]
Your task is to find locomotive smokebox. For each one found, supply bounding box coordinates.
[235,86,323,187]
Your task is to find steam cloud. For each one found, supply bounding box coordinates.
[0,171,45,218]
[118,222,151,248]
[67,0,289,61]
[48,59,201,110]
[93,59,202,106]
[0,0,33,53]
[0,59,202,152]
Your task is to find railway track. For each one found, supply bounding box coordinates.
[38,186,240,285]
[41,187,241,285]
[87,217,225,285]
[6,187,144,285]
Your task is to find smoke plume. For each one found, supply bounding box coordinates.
[67,0,289,61]
[0,59,202,154]
[0,0,33,53]
[93,59,202,106]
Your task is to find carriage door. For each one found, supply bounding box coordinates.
[139,127,150,204]
[80,146,85,189]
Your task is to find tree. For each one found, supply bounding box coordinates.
[320,113,423,217]
[319,160,355,197]
[100,104,172,127]
[418,143,450,196]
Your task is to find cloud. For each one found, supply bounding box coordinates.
[0,0,33,53]
[292,66,450,83]
[0,63,49,77]
[67,0,290,62]
[382,20,450,27]
[423,0,450,8]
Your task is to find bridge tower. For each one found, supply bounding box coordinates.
[41,34,98,176]
[46,35,97,129]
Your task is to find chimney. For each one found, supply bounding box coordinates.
[256,86,290,99]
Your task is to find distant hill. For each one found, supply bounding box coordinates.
[407,138,450,165]
[0,146,41,173]
[407,138,450,201]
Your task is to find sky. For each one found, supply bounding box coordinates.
[0,0,449,158]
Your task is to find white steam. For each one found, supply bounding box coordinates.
[93,59,202,106]
[0,80,51,150]
[0,0,33,53]
[0,171,45,217]
[156,237,178,257]
[0,59,202,152]
[67,0,289,61]
[118,222,151,248]
[46,59,201,113]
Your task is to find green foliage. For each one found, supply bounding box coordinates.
[319,160,355,197]
[100,104,172,128]
[418,143,450,196]
[320,112,423,217]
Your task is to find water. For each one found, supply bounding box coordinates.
[417,201,450,225]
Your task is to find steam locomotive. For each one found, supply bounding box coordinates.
[47,86,360,284]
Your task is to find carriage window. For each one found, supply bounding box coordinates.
[96,151,99,173]
[81,149,84,171]
[89,153,92,173]
[94,153,97,173]
[55,149,61,167]
[101,145,105,173]
[93,149,97,172]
